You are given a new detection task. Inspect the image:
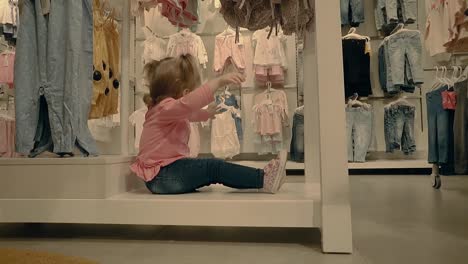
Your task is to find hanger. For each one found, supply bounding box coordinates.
[342,27,370,41]
[386,93,414,108]
[179,27,191,36]
[217,96,230,110]
[221,26,236,36]
[430,66,443,91]
[295,105,304,115]
[389,23,408,36]
[145,26,169,39]
[347,97,371,109]
[259,82,274,105]
[447,66,458,90]
[223,86,231,96]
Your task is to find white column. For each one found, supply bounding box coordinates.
[306,0,353,253]
[120,0,131,156]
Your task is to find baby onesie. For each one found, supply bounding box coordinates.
[211,109,241,159]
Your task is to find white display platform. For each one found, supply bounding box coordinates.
[0,183,320,228]
[235,160,431,170]
[0,155,138,199]
[348,160,432,169]
[233,160,305,170]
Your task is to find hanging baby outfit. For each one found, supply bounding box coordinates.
[213,28,246,74]
[216,93,242,141]
[0,50,14,89]
[0,0,19,44]
[90,0,121,120]
[252,28,287,86]
[142,35,167,65]
[252,89,289,155]
[211,108,241,159]
[132,0,199,28]
[15,0,97,157]
[129,107,148,150]
[166,29,208,68]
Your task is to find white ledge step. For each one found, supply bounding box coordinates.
[0,183,321,228]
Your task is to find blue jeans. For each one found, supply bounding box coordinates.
[340,0,364,26]
[290,113,304,162]
[385,0,417,24]
[14,0,97,156]
[386,30,423,88]
[454,81,468,174]
[427,86,455,168]
[346,107,373,162]
[384,104,416,155]
[145,158,264,194]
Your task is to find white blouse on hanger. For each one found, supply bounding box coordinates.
[211,108,241,159]
[0,0,18,26]
[142,35,167,65]
[129,107,148,149]
[252,28,288,69]
[166,30,208,68]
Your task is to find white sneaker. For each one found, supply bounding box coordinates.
[261,150,287,194]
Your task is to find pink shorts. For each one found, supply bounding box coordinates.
[255,65,284,86]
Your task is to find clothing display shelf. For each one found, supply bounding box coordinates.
[0,1,352,254]
[338,0,434,170]
[425,59,468,190]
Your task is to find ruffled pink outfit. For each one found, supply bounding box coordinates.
[130,84,214,182]
[0,52,15,88]
[253,90,289,136]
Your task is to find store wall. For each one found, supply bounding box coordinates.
[132,1,299,157]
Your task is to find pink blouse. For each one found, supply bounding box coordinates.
[252,90,289,136]
[130,84,214,182]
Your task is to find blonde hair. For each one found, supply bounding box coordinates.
[143,54,201,108]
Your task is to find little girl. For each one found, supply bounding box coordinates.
[131,54,287,194]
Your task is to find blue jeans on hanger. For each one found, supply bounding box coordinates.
[386,30,423,89]
[385,0,417,24]
[340,0,365,26]
[346,107,373,162]
[145,158,264,194]
[290,113,304,162]
[426,86,455,173]
[454,80,468,174]
[384,104,416,155]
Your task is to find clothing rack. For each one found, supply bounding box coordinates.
[426,64,466,189]
[138,26,253,41]
[363,95,422,100]
[144,26,170,39]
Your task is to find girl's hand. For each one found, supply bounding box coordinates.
[207,72,246,94]
[205,102,222,119]
[217,72,246,88]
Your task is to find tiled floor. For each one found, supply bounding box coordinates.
[1,175,467,264]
